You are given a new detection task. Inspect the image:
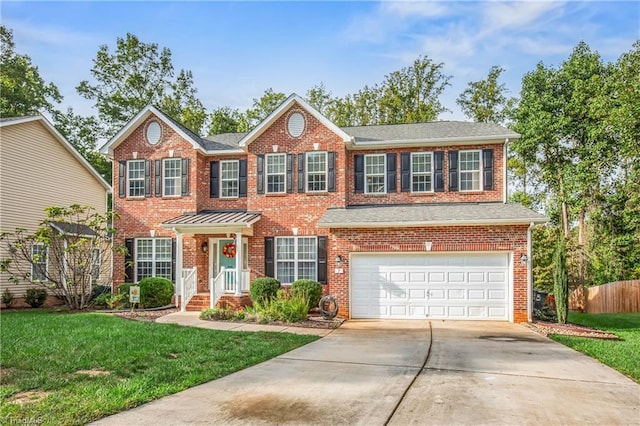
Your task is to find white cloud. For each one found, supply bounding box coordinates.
[381,0,451,18]
[481,1,567,31]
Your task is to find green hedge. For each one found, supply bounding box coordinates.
[249,277,281,303]
[290,279,323,311]
[118,277,174,308]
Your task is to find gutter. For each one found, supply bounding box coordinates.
[504,138,509,203]
[317,218,548,228]
[527,221,534,322]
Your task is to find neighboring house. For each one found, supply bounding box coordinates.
[100,94,546,322]
[0,116,112,306]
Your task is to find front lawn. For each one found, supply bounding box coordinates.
[549,312,640,383]
[0,310,318,425]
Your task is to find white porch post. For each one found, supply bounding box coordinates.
[175,231,184,311]
[235,232,242,296]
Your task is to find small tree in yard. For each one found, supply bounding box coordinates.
[553,238,569,324]
[1,205,123,310]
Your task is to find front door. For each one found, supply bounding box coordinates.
[218,239,237,287]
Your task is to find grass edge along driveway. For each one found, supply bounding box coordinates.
[549,312,640,383]
[0,310,318,425]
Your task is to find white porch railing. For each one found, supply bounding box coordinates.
[210,267,226,309]
[180,267,197,312]
[221,268,250,294]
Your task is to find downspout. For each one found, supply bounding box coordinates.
[527,221,534,322]
[503,138,509,203]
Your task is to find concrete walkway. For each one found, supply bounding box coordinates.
[155,311,335,336]
[92,319,640,426]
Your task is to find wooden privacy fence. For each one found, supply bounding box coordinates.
[569,280,640,313]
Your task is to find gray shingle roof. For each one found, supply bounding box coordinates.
[342,121,519,144]
[317,203,547,228]
[50,221,98,237]
[201,132,247,150]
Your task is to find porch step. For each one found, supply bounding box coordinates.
[185,293,252,312]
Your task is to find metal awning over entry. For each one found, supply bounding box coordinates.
[162,211,261,235]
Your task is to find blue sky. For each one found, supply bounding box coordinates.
[2,1,639,123]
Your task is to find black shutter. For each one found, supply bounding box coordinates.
[354,154,364,193]
[401,153,411,192]
[181,158,189,196]
[118,161,126,198]
[297,153,305,193]
[483,149,494,190]
[264,237,274,278]
[328,152,336,192]
[124,238,134,283]
[171,239,176,283]
[317,236,327,285]
[144,160,151,197]
[209,161,219,198]
[257,155,265,194]
[434,151,444,192]
[448,150,458,192]
[386,153,397,193]
[239,159,248,198]
[286,154,294,193]
[154,160,162,197]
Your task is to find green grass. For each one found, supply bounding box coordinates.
[549,312,640,383]
[0,310,318,425]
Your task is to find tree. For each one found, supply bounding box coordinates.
[305,83,334,116]
[553,238,569,324]
[457,66,514,124]
[245,88,287,129]
[207,106,248,135]
[52,108,112,182]
[0,205,121,310]
[0,25,62,116]
[77,33,207,136]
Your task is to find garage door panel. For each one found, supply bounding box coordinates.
[351,253,510,320]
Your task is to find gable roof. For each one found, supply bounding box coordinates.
[238,93,353,147]
[99,105,244,158]
[318,203,547,228]
[0,115,111,192]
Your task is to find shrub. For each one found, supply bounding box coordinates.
[2,288,15,308]
[290,279,323,310]
[93,293,110,309]
[90,285,111,301]
[249,277,281,303]
[105,293,124,309]
[200,307,235,321]
[24,288,48,308]
[138,277,174,308]
[251,289,308,323]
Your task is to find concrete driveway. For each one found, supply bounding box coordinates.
[93,320,639,425]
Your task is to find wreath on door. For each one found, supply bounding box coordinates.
[222,242,236,258]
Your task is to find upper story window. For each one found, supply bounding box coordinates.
[127,160,145,197]
[459,150,481,191]
[306,152,327,192]
[275,236,317,284]
[220,160,239,198]
[163,158,182,197]
[411,152,433,192]
[31,244,48,282]
[135,238,172,281]
[266,153,286,194]
[90,248,101,284]
[365,154,386,194]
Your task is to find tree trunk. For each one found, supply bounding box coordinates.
[578,209,586,287]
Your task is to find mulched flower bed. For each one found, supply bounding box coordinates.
[525,320,620,340]
[113,308,178,322]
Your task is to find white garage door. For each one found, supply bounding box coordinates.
[351,253,510,320]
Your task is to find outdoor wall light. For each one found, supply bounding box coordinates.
[335,255,343,267]
[201,242,208,253]
[520,253,528,265]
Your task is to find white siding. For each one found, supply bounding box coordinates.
[0,120,109,303]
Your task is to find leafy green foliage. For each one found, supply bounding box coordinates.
[24,288,48,308]
[290,279,323,311]
[0,25,62,116]
[553,239,569,324]
[0,310,317,425]
[199,307,236,321]
[2,288,15,308]
[248,290,309,323]
[137,277,174,308]
[249,277,281,303]
[456,66,514,124]
[549,313,640,382]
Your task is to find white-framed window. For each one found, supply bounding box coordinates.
[163,158,182,197]
[127,160,145,197]
[275,236,317,284]
[31,244,48,282]
[135,238,172,281]
[90,248,101,284]
[411,152,433,192]
[221,160,239,198]
[365,154,385,194]
[306,151,327,192]
[266,153,286,194]
[459,150,481,191]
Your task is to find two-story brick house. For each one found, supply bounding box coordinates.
[100,94,546,323]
